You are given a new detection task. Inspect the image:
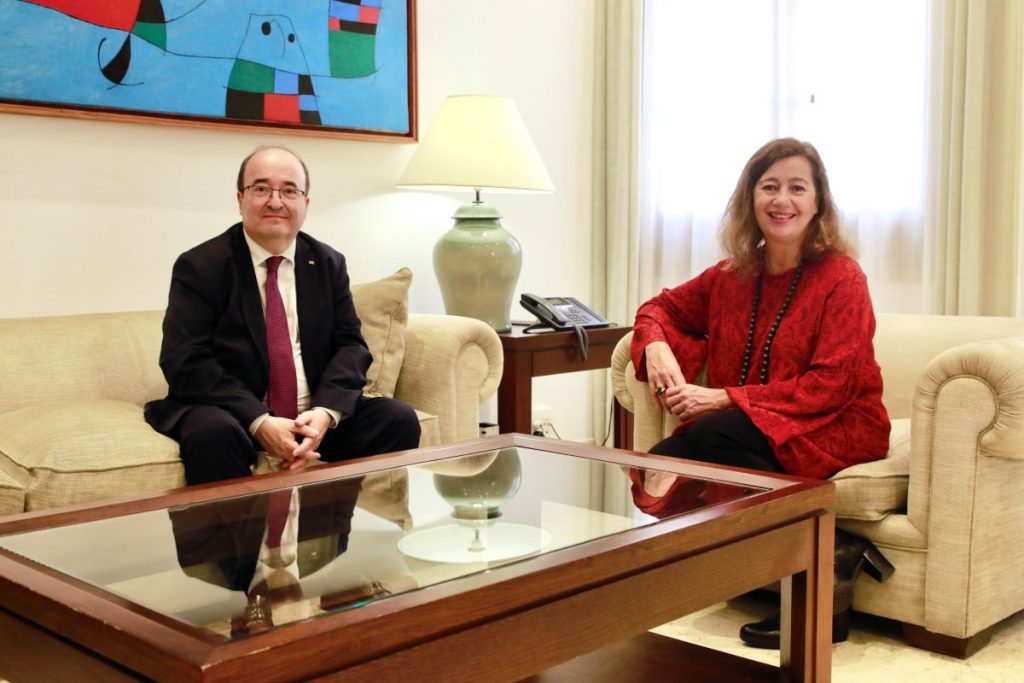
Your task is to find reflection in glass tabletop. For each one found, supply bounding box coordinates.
[0,447,766,639]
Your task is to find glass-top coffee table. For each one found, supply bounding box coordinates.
[0,434,835,682]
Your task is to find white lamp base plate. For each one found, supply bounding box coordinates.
[397,523,553,564]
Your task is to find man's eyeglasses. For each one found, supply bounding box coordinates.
[243,184,306,201]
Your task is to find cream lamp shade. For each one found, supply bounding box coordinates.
[397,95,555,331]
[397,96,555,193]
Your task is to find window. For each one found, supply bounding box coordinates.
[640,0,929,311]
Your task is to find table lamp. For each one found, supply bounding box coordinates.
[397,95,555,332]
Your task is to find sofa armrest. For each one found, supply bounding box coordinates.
[395,314,503,445]
[611,332,680,452]
[908,337,1024,636]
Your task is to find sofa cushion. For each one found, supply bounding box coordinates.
[0,400,438,516]
[0,399,184,512]
[415,410,440,448]
[831,418,910,521]
[351,267,412,398]
[0,466,24,516]
[0,311,167,414]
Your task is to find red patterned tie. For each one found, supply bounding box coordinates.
[264,256,296,550]
[264,256,297,420]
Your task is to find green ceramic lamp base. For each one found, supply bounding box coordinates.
[433,196,523,332]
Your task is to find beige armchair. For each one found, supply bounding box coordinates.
[611,313,1024,657]
[0,269,503,517]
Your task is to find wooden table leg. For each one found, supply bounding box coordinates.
[612,398,633,450]
[781,512,834,682]
[498,350,535,435]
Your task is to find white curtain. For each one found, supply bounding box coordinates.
[592,0,644,331]
[590,0,643,514]
[639,0,930,312]
[925,0,1024,316]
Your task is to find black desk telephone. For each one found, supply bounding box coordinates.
[520,294,610,362]
[520,294,610,331]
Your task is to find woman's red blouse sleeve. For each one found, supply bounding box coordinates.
[631,264,723,382]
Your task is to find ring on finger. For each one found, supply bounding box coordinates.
[655,386,666,396]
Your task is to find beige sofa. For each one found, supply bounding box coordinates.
[0,269,503,517]
[611,313,1024,657]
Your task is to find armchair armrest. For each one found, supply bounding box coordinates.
[396,314,503,445]
[909,337,1024,636]
[610,332,680,452]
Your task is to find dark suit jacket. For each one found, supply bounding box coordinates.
[145,223,371,435]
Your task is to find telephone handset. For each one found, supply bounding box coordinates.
[520,294,610,331]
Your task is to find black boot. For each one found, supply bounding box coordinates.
[739,530,895,649]
[830,529,895,642]
[739,612,782,649]
[739,610,853,649]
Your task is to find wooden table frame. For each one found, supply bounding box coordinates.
[0,435,834,682]
[497,325,634,448]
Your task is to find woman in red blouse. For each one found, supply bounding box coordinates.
[631,138,894,648]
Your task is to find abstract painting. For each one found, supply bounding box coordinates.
[0,0,417,141]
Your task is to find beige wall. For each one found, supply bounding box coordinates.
[0,1,597,439]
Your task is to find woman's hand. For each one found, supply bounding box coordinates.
[644,341,686,407]
[663,384,733,421]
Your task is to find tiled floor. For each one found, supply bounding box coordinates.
[653,593,1024,682]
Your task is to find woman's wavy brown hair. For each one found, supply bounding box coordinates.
[719,138,855,274]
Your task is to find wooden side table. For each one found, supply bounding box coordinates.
[497,324,633,449]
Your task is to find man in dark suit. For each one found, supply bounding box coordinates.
[145,146,420,484]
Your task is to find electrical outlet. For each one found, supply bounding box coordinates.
[531,404,553,436]
[532,418,553,436]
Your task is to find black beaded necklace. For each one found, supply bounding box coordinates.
[739,261,804,385]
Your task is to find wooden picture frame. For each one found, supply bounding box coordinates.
[0,0,418,142]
